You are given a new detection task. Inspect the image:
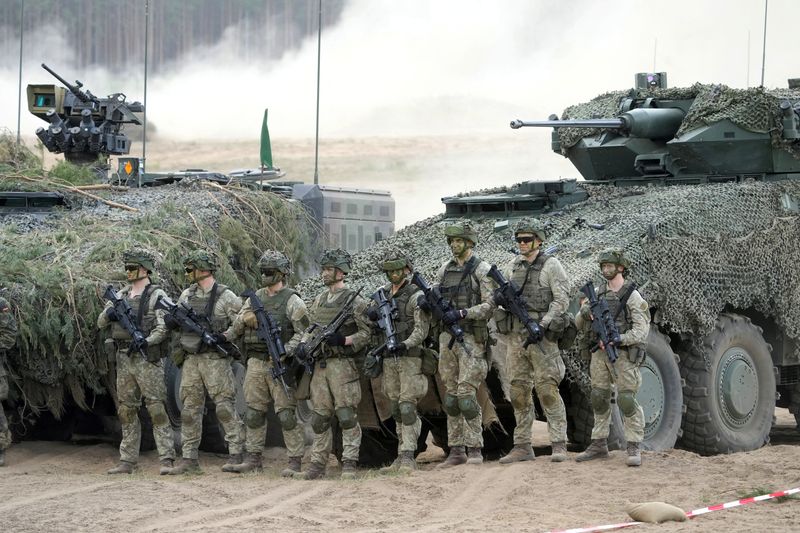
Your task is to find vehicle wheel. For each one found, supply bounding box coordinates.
[638,329,683,451]
[680,313,775,455]
[331,418,399,468]
[199,360,247,454]
[565,380,625,451]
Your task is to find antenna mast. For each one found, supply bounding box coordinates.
[313,0,322,185]
[760,0,768,87]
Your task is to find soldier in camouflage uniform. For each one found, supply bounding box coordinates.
[367,251,429,473]
[0,297,17,467]
[496,219,571,464]
[98,249,176,475]
[225,251,309,477]
[295,249,371,480]
[433,224,494,467]
[575,249,650,467]
[167,249,245,475]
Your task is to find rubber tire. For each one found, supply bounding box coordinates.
[637,329,683,451]
[331,418,398,468]
[680,313,775,455]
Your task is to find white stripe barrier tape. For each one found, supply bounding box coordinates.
[546,486,800,533]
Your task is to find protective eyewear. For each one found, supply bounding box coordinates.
[261,269,278,277]
[184,267,195,273]
[124,264,140,272]
[515,236,535,244]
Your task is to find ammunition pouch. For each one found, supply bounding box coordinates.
[420,348,439,376]
[363,351,384,379]
[104,338,117,363]
[627,345,646,365]
[493,308,513,335]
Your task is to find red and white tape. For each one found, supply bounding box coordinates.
[547,487,800,533]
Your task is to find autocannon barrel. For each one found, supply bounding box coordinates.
[511,107,685,139]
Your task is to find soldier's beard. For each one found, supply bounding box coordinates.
[601,266,619,280]
[322,273,337,286]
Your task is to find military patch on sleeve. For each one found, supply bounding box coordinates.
[640,301,648,311]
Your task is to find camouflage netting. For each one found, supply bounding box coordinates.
[558,84,800,158]
[296,179,800,391]
[0,148,319,418]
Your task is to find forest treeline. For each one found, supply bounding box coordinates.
[0,0,345,72]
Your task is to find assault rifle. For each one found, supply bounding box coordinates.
[103,285,148,358]
[298,287,363,375]
[241,289,291,399]
[366,287,400,364]
[486,265,543,347]
[411,271,470,354]
[154,295,231,357]
[579,280,621,363]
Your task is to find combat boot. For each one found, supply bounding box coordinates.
[436,446,467,469]
[379,456,401,474]
[575,439,609,462]
[0,448,5,467]
[107,460,136,474]
[626,442,642,467]
[231,452,263,473]
[499,444,535,464]
[221,453,243,473]
[550,441,568,463]
[397,451,417,473]
[168,458,202,475]
[297,461,326,480]
[281,456,302,477]
[466,447,483,465]
[159,458,174,475]
[340,459,358,480]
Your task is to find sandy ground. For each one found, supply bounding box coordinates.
[1,411,799,533]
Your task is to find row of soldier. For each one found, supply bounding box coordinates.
[0,218,650,475]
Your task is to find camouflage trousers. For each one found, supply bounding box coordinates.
[382,355,428,453]
[115,351,175,463]
[589,348,644,442]
[179,352,244,459]
[0,372,9,450]
[506,332,567,444]
[309,357,362,464]
[439,332,488,448]
[243,357,304,457]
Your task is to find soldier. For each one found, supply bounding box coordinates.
[496,219,571,464]
[0,296,17,467]
[368,251,429,473]
[295,249,370,480]
[575,249,650,467]
[433,223,494,467]
[167,249,245,475]
[225,251,309,477]
[98,249,176,475]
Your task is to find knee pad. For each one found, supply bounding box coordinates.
[442,393,460,417]
[510,381,533,411]
[245,407,267,429]
[399,401,418,426]
[617,391,639,417]
[147,402,169,427]
[215,402,235,424]
[117,404,139,425]
[590,388,611,415]
[390,400,401,422]
[278,408,298,431]
[335,406,358,430]
[458,394,480,420]
[311,411,332,434]
[536,383,560,411]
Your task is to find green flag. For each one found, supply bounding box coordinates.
[260,108,273,169]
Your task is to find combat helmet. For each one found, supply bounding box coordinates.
[258,250,292,274]
[514,217,547,242]
[122,247,156,273]
[597,248,631,269]
[320,248,352,274]
[444,223,478,246]
[183,249,218,271]
[379,249,413,272]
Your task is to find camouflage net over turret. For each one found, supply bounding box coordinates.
[0,149,319,418]
[558,84,800,159]
[297,179,800,392]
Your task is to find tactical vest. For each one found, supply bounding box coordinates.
[180,282,231,354]
[597,280,635,334]
[110,284,158,341]
[243,287,297,358]
[314,287,359,358]
[385,281,421,357]
[438,256,488,342]
[509,253,553,317]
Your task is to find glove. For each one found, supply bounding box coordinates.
[416,294,432,313]
[388,342,407,356]
[163,314,179,330]
[442,308,465,326]
[324,331,347,347]
[243,310,258,329]
[133,337,149,353]
[105,307,119,322]
[295,342,309,362]
[366,305,380,322]
[492,288,509,308]
[211,333,227,345]
[363,352,383,379]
